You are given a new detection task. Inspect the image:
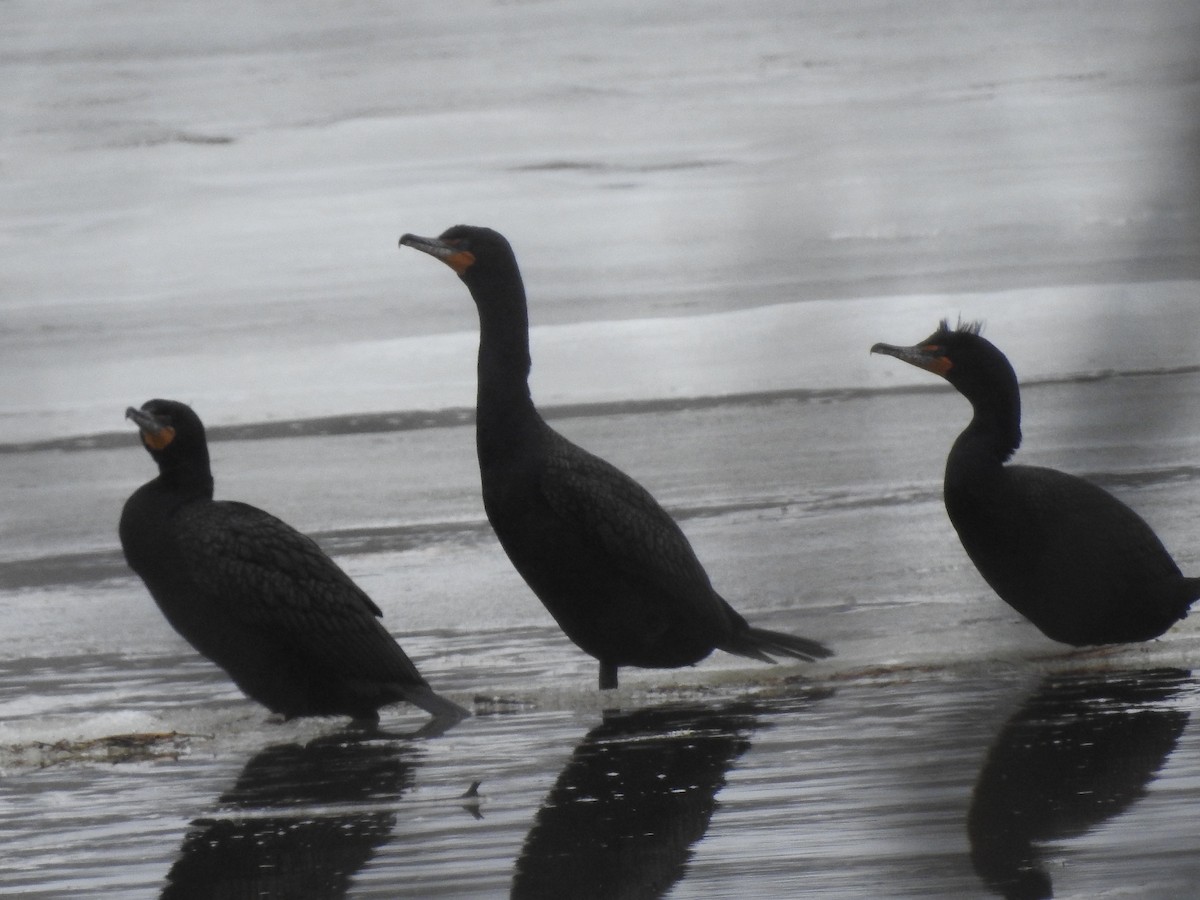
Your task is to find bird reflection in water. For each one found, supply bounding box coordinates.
[511,702,762,899]
[968,668,1191,899]
[161,733,418,899]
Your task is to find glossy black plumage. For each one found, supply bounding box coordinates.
[400,225,832,689]
[119,399,466,725]
[872,320,1200,645]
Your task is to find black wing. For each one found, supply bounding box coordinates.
[539,434,727,618]
[1008,465,1182,587]
[173,500,425,686]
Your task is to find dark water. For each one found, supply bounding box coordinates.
[4,383,1200,897]
[5,660,1199,898]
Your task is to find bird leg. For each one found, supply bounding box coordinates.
[599,662,618,690]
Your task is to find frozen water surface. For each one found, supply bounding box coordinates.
[3,1,1200,897]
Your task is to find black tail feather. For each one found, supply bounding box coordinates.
[399,684,472,724]
[721,626,834,665]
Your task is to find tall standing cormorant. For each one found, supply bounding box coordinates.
[400,225,832,689]
[119,399,468,726]
[872,320,1200,645]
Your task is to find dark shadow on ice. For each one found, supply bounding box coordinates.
[967,668,1191,900]
[160,732,419,899]
[510,701,763,900]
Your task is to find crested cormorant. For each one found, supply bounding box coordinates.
[871,320,1200,645]
[400,225,832,689]
[119,399,468,725]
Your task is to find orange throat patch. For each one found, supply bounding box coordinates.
[142,426,176,451]
[445,249,476,275]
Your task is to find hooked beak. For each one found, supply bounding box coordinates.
[870,341,953,377]
[399,233,476,275]
[126,406,175,450]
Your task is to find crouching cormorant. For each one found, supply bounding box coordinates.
[120,399,468,726]
[872,320,1200,646]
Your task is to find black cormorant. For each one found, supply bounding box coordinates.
[872,320,1200,645]
[120,399,467,725]
[400,225,832,689]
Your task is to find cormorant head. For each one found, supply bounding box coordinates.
[399,225,522,294]
[871,319,1019,406]
[126,399,210,473]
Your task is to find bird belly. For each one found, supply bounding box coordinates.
[484,497,718,669]
[946,475,1189,645]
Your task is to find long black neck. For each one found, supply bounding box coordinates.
[947,373,1022,490]
[466,269,543,461]
[152,449,215,501]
